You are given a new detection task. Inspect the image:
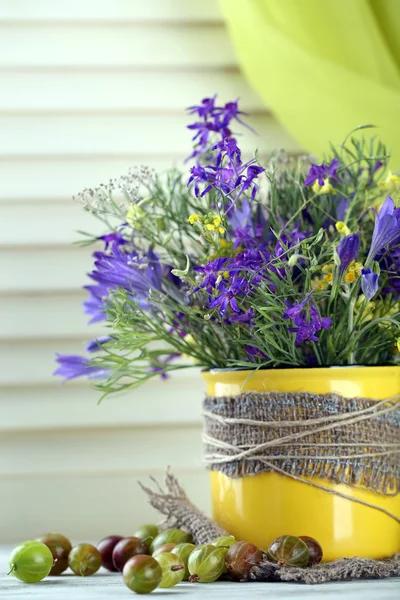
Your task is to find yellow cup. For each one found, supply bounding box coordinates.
[203,367,400,561]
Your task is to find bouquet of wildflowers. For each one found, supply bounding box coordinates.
[55,96,400,398]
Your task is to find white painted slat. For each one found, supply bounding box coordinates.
[0,0,222,23]
[0,425,203,475]
[0,25,232,68]
[0,372,202,432]
[0,201,104,246]
[0,340,101,386]
[0,247,95,293]
[0,71,264,112]
[0,469,209,543]
[0,292,103,340]
[0,114,296,157]
[0,157,177,202]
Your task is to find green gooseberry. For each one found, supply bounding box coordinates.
[8,541,53,583]
[123,555,162,594]
[68,543,102,576]
[188,544,226,583]
[154,552,185,588]
[268,535,310,567]
[211,535,236,573]
[36,533,72,575]
[211,535,236,549]
[133,524,159,548]
[152,543,176,557]
[150,528,192,554]
[171,543,196,580]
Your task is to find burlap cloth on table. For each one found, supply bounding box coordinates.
[140,390,400,584]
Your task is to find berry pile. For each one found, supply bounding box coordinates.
[7,527,323,593]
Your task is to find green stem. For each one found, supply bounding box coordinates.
[347,296,357,364]
[7,565,16,576]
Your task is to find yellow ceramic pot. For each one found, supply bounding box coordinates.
[203,366,400,561]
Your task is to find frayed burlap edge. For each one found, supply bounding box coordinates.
[139,469,400,584]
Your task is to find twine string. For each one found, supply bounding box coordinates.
[203,392,400,525]
[203,401,399,463]
[203,394,400,428]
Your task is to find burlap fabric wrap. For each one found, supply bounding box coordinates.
[140,391,400,584]
[203,391,400,521]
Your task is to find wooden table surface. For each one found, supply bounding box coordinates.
[1,546,399,599]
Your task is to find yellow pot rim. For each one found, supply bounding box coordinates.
[204,365,398,375]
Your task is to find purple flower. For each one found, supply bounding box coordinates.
[336,197,349,222]
[239,164,265,200]
[213,99,252,130]
[337,233,360,277]
[230,308,255,323]
[284,293,331,344]
[84,245,163,322]
[212,137,241,167]
[188,158,264,201]
[54,354,111,381]
[367,197,400,262]
[186,95,236,161]
[83,284,108,323]
[304,158,341,187]
[209,277,249,316]
[284,291,313,320]
[187,95,217,119]
[379,247,400,297]
[361,268,379,300]
[85,335,113,353]
[98,231,126,250]
[245,345,269,361]
[187,120,228,160]
[187,164,218,197]
[149,353,180,380]
[226,198,251,230]
[193,257,231,293]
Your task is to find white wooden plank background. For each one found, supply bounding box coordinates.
[0,0,299,543]
[0,0,222,23]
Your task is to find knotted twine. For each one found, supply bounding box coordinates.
[140,470,400,584]
[203,391,400,523]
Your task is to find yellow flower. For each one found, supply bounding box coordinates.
[312,276,327,291]
[344,271,356,283]
[348,261,363,276]
[324,272,333,283]
[335,221,351,237]
[312,178,335,195]
[343,261,363,283]
[126,204,146,228]
[205,223,225,234]
[188,213,201,225]
[207,239,234,261]
[322,263,334,273]
[379,171,400,193]
[213,215,222,227]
